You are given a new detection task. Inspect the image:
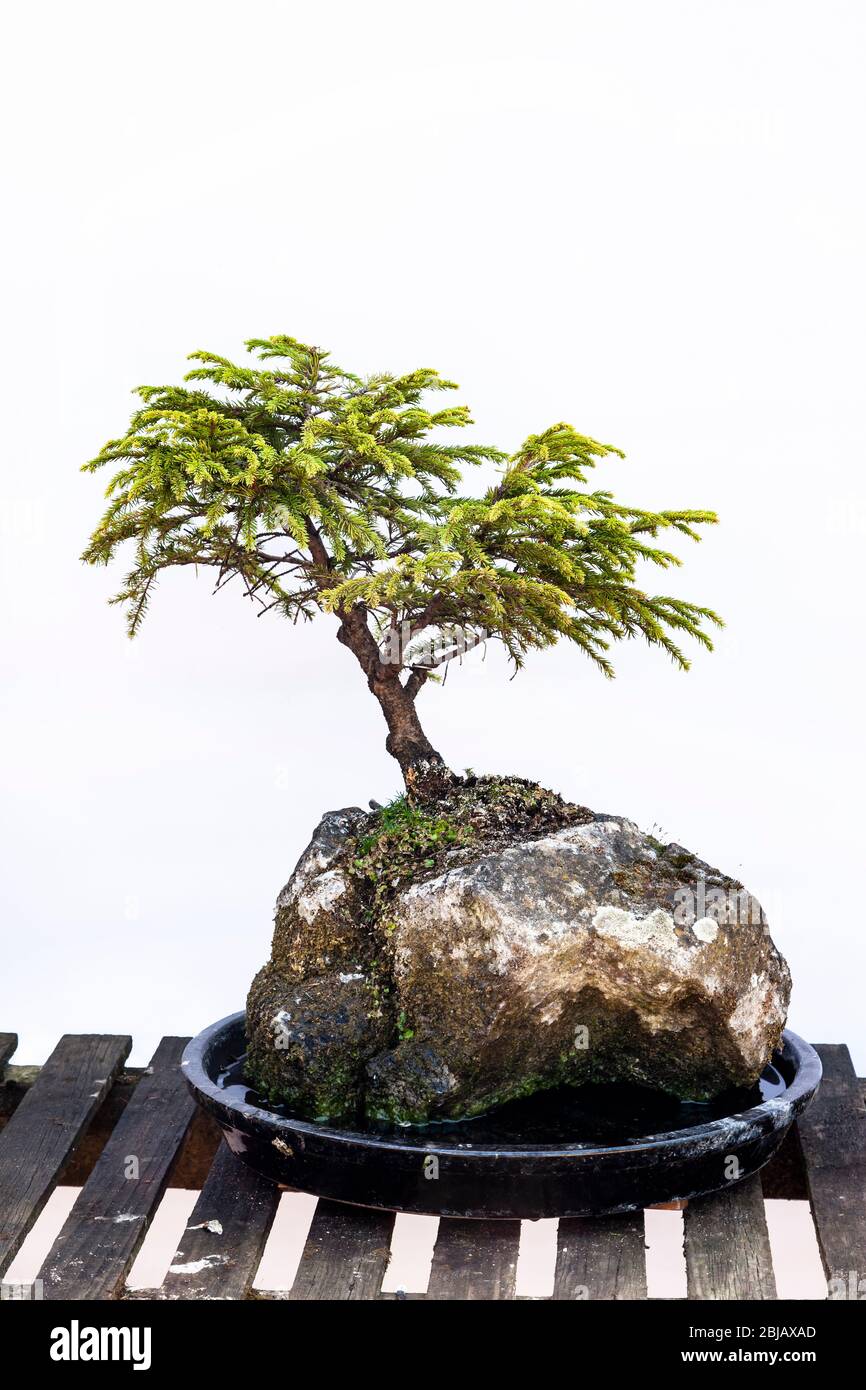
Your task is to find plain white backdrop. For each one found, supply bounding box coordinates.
[1,1,864,1072]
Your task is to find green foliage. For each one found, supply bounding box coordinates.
[82,333,721,690]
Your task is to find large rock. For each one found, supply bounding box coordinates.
[246,795,791,1124]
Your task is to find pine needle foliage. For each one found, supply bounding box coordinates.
[82,335,722,785]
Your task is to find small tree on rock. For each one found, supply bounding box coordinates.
[83,336,721,797]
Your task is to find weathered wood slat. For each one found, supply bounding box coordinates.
[0,1033,130,1276]
[0,1034,17,1073]
[154,1142,280,1300]
[3,1025,861,1302]
[683,1175,776,1299]
[426,1218,521,1300]
[289,1199,395,1300]
[554,1212,647,1300]
[38,1036,195,1299]
[798,1044,866,1293]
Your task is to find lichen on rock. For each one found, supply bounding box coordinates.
[244,776,791,1124]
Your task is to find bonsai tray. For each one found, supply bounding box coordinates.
[0,1025,864,1300]
[184,1013,821,1220]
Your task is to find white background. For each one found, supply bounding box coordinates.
[1,0,864,1071]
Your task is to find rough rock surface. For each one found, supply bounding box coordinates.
[245,783,791,1124]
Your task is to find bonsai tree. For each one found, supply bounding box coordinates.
[83,336,721,798]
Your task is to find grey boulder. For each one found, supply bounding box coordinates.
[246,807,791,1123]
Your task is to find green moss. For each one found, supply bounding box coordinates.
[665,848,696,873]
[364,957,393,1022]
[396,1010,414,1042]
[349,794,475,921]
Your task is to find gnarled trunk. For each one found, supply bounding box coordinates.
[370,675,455,800]
[336,606,454,800]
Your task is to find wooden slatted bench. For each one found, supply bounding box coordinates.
[1,1032,864,1301]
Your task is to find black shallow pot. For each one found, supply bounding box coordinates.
[182,1012,821,1219]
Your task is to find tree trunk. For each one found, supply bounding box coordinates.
[336,607,454,800]
[371,674,447,784]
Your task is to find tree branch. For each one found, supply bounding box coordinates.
[403,668,429,699]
